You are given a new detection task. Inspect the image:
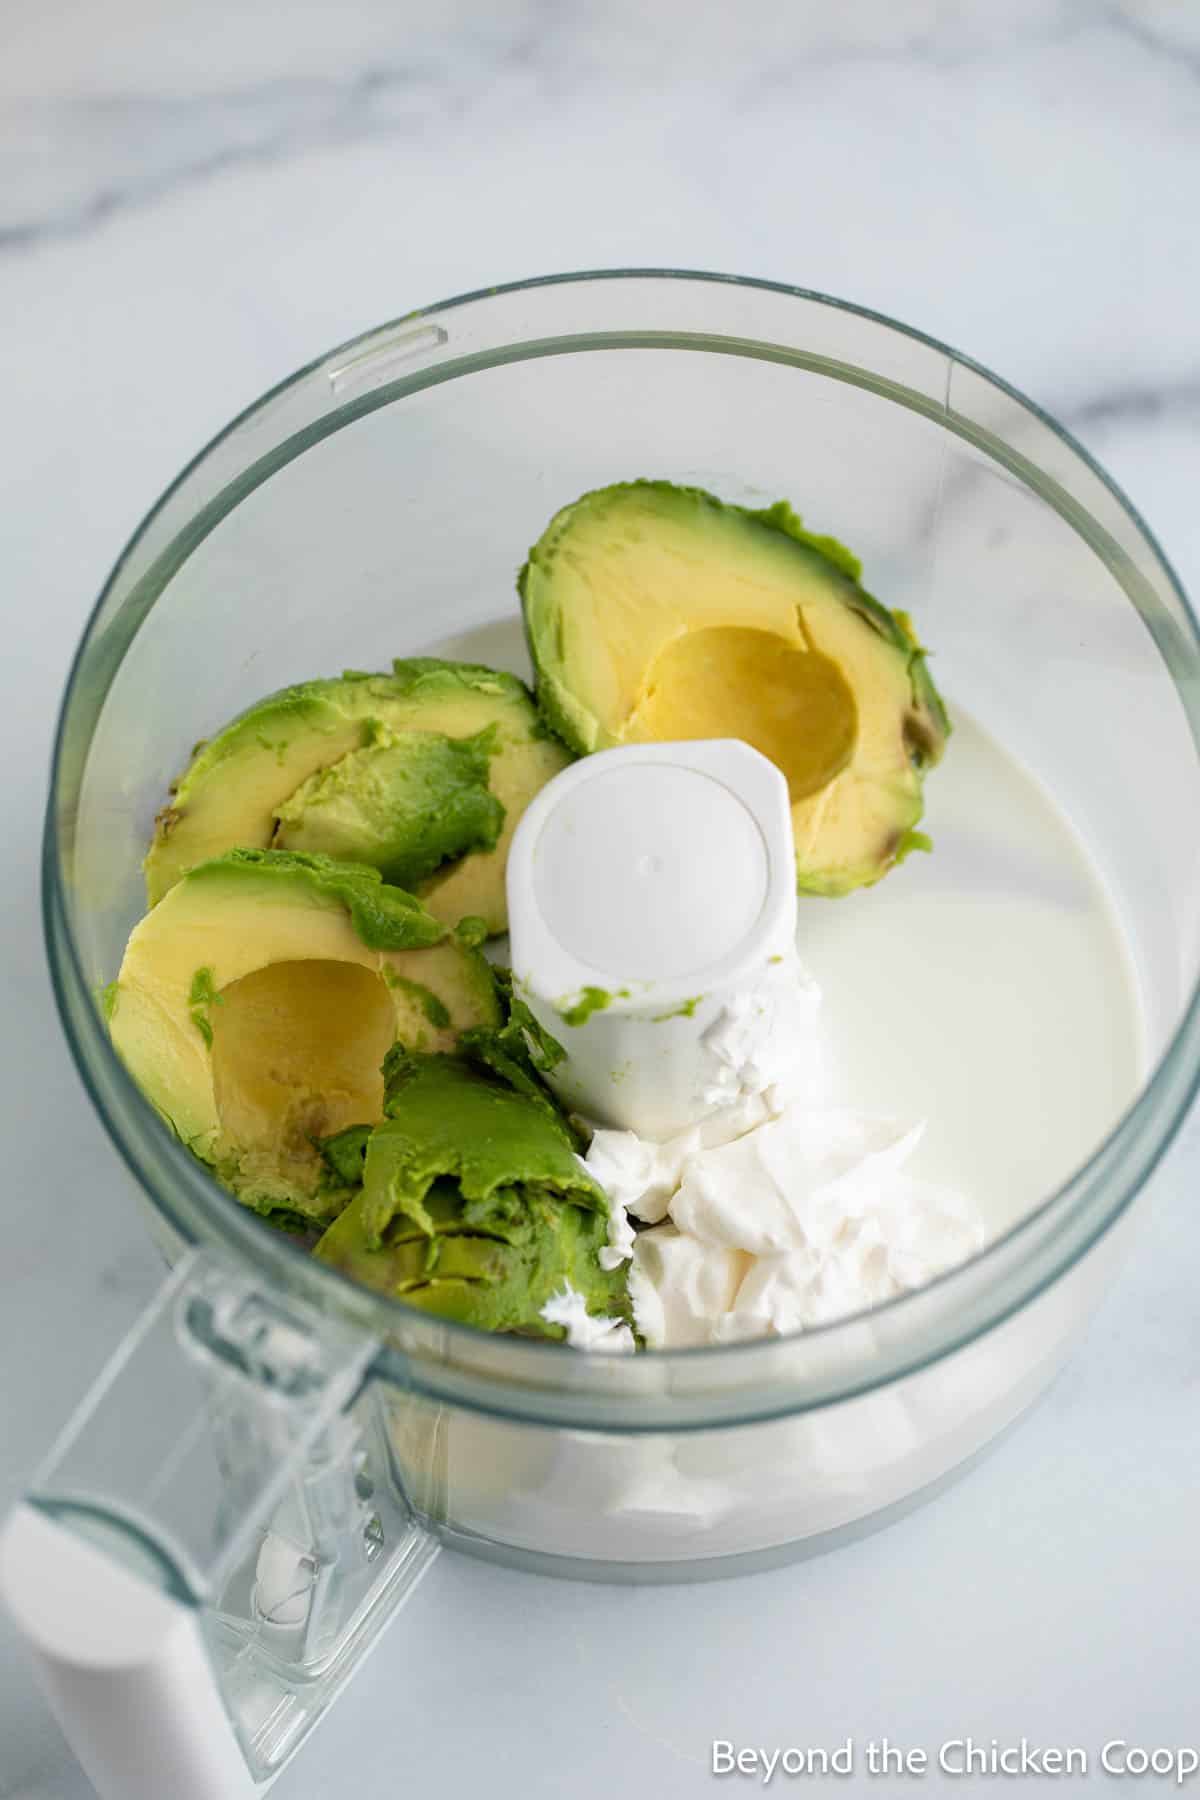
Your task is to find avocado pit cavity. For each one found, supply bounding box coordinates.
[625,625,858,801]
[210,959,392,1183]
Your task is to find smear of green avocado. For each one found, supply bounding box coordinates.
[188,966,222,1047]
[560,986,614,1028]
[383,971,452,1030]
[651,996,702,1022]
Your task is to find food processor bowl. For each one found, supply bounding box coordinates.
[13,273,1200,1797]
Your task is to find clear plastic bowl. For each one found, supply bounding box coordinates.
[46,271,1200,1585]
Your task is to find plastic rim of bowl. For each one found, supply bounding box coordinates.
[42,268,1200,1433]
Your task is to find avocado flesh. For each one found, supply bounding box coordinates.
[520,482,949,895]
[145,658,572,934]
[210,959,394,1220]
[456,965,581,1143]
[315,1054,628,1336]
[273,721,504,890]
[108,849,500,1222]
[317,1178,621,1334]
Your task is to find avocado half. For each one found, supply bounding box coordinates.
[519,482,950,896]
[145,658,572,935]
[108,848,499,1224]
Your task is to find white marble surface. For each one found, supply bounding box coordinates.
[2,2,1199,1795]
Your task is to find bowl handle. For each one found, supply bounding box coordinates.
[0,1247,441,1797]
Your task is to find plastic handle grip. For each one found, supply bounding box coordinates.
[1,1504,257,1800]
[0,1250,437,1793]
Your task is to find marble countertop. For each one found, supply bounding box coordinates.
[2,2,1198,1795]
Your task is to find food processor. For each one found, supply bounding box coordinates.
[4,271,1199,1800]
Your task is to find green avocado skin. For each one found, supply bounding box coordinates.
[274,721,504,889]
[314,1054,627,1335]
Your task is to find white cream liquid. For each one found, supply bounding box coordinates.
[799,709,1146,1236]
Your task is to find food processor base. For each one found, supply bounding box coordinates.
[434,1390,1042,1587]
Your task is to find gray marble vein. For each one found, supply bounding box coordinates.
[5,0,1200,255]
[1,73,464,248]
[1066,378,1200,436]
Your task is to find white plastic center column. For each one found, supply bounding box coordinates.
[533,763,770,980]
[507,739,798,1138]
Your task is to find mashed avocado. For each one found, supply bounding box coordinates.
[315,1051,629,1335]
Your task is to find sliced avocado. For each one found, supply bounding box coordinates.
[108,849,500,1221]
[274,720,504,889]
[520,482,949,895]
[145,658,572,934]
[315,1053,627,1335]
